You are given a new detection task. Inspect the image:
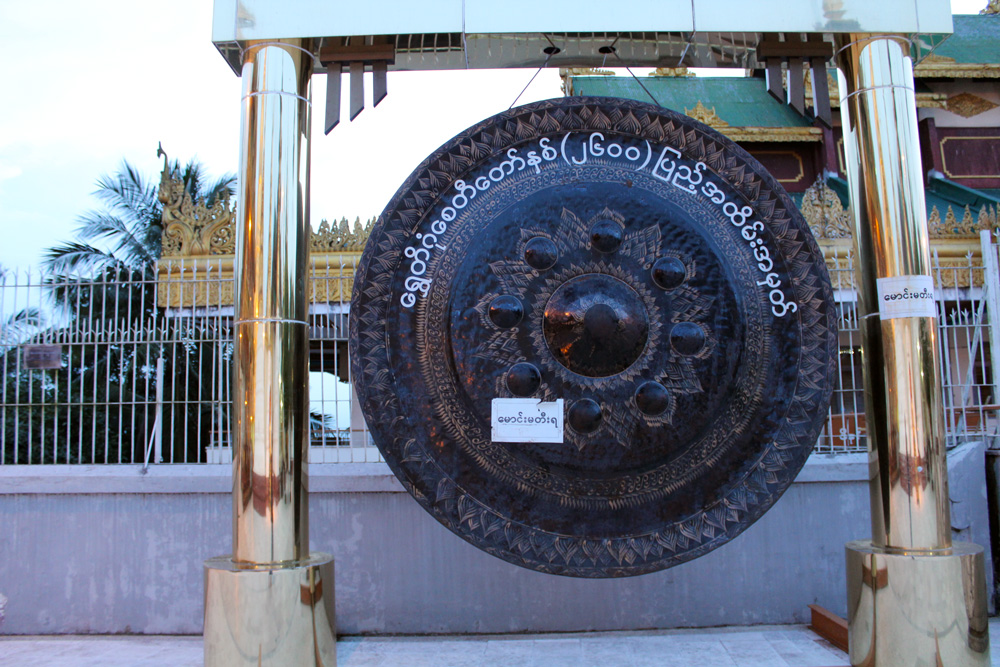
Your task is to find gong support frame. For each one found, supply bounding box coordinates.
[205,2,988,666]
[203,40,337,667]
[836,35,988,666]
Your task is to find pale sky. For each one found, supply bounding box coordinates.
[0,0,989,271]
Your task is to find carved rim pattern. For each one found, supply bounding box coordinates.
[350,97,838,577]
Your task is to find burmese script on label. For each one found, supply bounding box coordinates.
[491,399,565,443]
[876,275,937,320]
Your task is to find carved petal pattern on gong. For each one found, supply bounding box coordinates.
[349,97,838,577]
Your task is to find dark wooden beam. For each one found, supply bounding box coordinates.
[373,60,388,107]
[822,125,839,175]
[758,36,834,60]
[319,44,395,65]
[920,117,943,174]
[808,604,849,653]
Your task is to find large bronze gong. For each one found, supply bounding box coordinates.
[350,97,837,577]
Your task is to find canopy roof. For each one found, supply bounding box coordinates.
[211,0,953,74]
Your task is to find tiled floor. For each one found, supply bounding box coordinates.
[335,626,852,667]
[1,620,998,667]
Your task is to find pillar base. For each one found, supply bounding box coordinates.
[204,552,336,667]
[846,540,989,667]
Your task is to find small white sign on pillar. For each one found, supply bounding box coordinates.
[876,275,936,320]
[491,399,564,443]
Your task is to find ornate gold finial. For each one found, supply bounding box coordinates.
[982,0,999,15]
[800,178,853,239]
[684,101,729,128]
[158,150,237,257]
[928,205,941,228]
[979,205,996,230]
[650,67,694,77]
[156,142,169,191]
[928,204,997,238]
[156,155,374,258]
[311,217,375,253]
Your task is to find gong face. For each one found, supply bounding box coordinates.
[350,97,838,577]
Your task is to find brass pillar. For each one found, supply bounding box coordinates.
[204,39,336,667]
[837,34,989,666]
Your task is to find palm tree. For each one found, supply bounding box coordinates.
[43,147,235,278]
[0,307,43,348]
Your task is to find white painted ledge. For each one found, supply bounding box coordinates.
[795,453,868,483]
[0,454,869,495]
[0,462,403,495]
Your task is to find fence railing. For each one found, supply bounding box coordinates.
[3,239,999,464]
[2,257,375,465]
[813,238,999,453]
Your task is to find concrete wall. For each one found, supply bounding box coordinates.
[0,443,992,636]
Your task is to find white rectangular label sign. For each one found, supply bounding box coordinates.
[491,399,564,443]
[876,275,936,320]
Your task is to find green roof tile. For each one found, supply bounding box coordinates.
[569,77,812,128]
[935,14,1000,65]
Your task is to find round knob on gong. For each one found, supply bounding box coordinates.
[651,257,686,290]
[524,237,558,271]
[506,362,541,396]
[590,219,623,253]
[634,381,670,416]
[489,295,524,328]
[543,274,649,378]
[670,322,707,356]
[568,398,603,433]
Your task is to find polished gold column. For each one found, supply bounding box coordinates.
[837,34,989,667]
[204,39,336,667]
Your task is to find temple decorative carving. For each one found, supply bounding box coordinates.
[800,179,853,240]
[915,53,1000,79]
[311,217,375,253]
[945,92,999,118]
[156,160,374,307]
[798,178,997,288]
[157,164,373,259]
[929,204,1000,238]
[684,101,728,128]
[158,153,237,258]
[650,67,694,77]
[800,177,999,241]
